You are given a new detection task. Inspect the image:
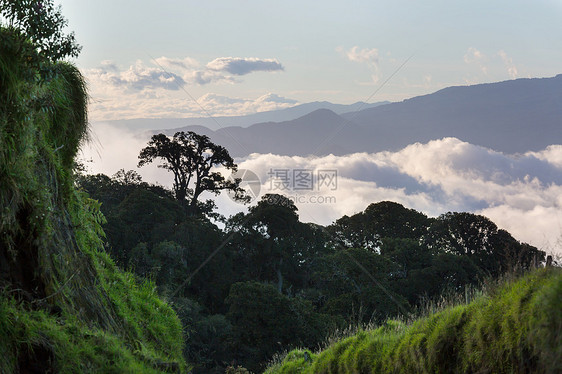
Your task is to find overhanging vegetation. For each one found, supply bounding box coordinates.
[0,20,185,373]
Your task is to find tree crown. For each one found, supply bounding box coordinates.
[138,131,247,212]
[1,0,81,62]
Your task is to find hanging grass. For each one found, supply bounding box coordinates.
[1,26,186,373]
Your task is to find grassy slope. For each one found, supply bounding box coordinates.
[0,29,186,372]
[266,267,562,374]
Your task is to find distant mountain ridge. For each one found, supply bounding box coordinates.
[343,74,562,153]
[102,101,389,131]
[202,108,371,157]
[159,75,562,157]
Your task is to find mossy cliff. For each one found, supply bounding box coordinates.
[0,28,185,372]
[265,267,562,374]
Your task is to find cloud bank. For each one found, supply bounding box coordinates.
[88,60,186,91]
[198,93,298,115]
[86,56,284,90]
[84,56,289,120]
[233,139,562,252]
[81,130,562,255]
[87,91,298,121]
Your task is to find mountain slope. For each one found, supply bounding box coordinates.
[165,108,373,157]
[346,75,562,153]
[106,101,389,131]
[161,75,562,157]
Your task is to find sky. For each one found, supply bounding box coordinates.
[57,0,562,121]
[54,0,562,254]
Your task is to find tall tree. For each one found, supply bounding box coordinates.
[1,0,81,63]
[138,131,248,211]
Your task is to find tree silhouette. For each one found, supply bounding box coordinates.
[138,131,248,212]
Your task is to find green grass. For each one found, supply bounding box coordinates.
[91,250,186,364]
[0,294,180,373]
[1,27,186,372]
[265,267,562,374]
[0,243,186,373]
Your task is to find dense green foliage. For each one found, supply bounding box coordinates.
[265,267,562,374]
[80,169,546,372]
[1,0,81,62]
[0,14,185,372]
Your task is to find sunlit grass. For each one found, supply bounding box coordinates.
[1,27,186,372]
[265,267,562,374]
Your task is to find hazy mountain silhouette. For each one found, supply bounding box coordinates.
[162,109,371,156]
[344,75,562,153]
[104,101,388,131]
[160,75,562,157]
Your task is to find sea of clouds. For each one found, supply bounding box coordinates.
[81,123,562,255]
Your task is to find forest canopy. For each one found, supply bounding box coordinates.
[78,169,547,373]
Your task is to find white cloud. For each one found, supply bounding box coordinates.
[479,204,562,254]
[464,47,488,74]
[198,93,249,106]
[255,93,298,104]
[154,56,200,71]
[187,70,236,85]
[527,145,562,169]
[84,56,291,120]
[464,47,485,63]
[206,57,284,75]
[498,50,518,79]
[100,60,118,71]
[87,60,185,91]
[463,48,526,83]
[196,93,298,116]
[86,89,299,121]
[340,46,379,65]
[337,46,380,84]
[231,138,562,252]
[80,123,168,183]
[85,55,285,92]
